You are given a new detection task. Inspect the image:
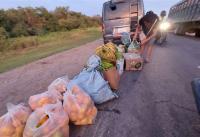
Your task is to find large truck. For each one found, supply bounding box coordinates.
[168,0,200,37]
[102,0,144,44]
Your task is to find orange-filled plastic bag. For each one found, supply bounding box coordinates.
[0,103,31,137]
[28,91,58,110]
[23,101,69,137]
[63,85,97,125]
[29,76,69,110]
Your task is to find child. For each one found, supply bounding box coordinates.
[134,11,159,63]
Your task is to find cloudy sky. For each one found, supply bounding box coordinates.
[0,0,180,16]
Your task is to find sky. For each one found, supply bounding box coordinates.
[0,0,181,16]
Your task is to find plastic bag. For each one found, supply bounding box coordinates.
[48,75,69,93]
[128,40,141,53]
[68,55,118,104]
[121,32,131,47]
[29,76,69,110]
[28,91,58,110]
[0,103,31,137]
[23,101,69,137]
[117,59,124,75]
[117,45,125,53]
[63,85,97,125]
[96,43,117,63]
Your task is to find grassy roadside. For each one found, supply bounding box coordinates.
[0,28,101,73]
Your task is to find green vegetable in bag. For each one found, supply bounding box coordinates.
[100,60,114,71]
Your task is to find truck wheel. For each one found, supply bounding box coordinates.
[196,30,200,37]
[174,25,185,35]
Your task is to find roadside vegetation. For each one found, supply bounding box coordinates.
[0,28,101,73]
[0,6,102,73]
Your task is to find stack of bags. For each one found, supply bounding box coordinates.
[0,75,98,137]
[0,38,144,137]
[67,55,118,104]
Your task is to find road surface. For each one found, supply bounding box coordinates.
[0,34,200,137]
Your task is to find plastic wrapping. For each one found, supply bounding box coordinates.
[63,85,97,125]
[29,76,69,110]
[23,101,69,137]
[0,103,31,137]
[28,91,58,110]
[117,59,124,75]
[48,75,69,93]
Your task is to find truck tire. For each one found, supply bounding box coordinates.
[174,25,185,35]
[196,30,200,37]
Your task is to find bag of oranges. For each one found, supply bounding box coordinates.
[63,85,97,125]
[23,101,69,137]
[0,103,31,137]
[29,76,69,110]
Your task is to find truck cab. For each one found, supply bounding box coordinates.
[102,0,144,44]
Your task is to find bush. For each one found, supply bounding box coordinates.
[9,37,39,50]
[0,27,8,51]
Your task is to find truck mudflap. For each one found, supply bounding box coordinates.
[191,78,200,115]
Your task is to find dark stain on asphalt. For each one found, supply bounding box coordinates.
[98,108,121,115]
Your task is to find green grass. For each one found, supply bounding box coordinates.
[0,28,101,73]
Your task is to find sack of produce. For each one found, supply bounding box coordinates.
[23,101,69,137]
[48,75,69,94]
[121,32,131,47]
[63,85,97,125]
[68,55,118,104]
[103,67,120,90]
[117,45,125,53]
[128,40,141,54]
[123,53,143,71]
[28,91,58,110]
[117,58,125,75]
[0,103,31,137]
[100,60,114,71]
[96,42,117,63]
[29,76,69,110]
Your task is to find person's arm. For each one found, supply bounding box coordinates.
[133,24,140,40]
[141,30,156,45]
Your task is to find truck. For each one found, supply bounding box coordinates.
[102,0,144,44]
[168,0,200,37]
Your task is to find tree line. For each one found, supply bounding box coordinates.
[0,7,101,39]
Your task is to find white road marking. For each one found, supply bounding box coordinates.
[198,66,200,69]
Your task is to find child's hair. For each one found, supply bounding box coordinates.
[139,11,159,35]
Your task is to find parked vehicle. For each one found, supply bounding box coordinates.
[168,0,200,37]
[102,0,144,44]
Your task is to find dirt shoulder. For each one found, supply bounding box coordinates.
[0,39,102,115]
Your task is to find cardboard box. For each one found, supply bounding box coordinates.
[103,67,120,90]
[123,53,143,71]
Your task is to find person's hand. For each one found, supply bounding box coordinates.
[133,25,140,40]
[150,29,157,38]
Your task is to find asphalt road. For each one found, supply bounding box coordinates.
[70,34,200,137]
[0,34,199,137]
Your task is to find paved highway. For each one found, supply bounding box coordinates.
[70,34,200,137]
[0,34,199,137]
